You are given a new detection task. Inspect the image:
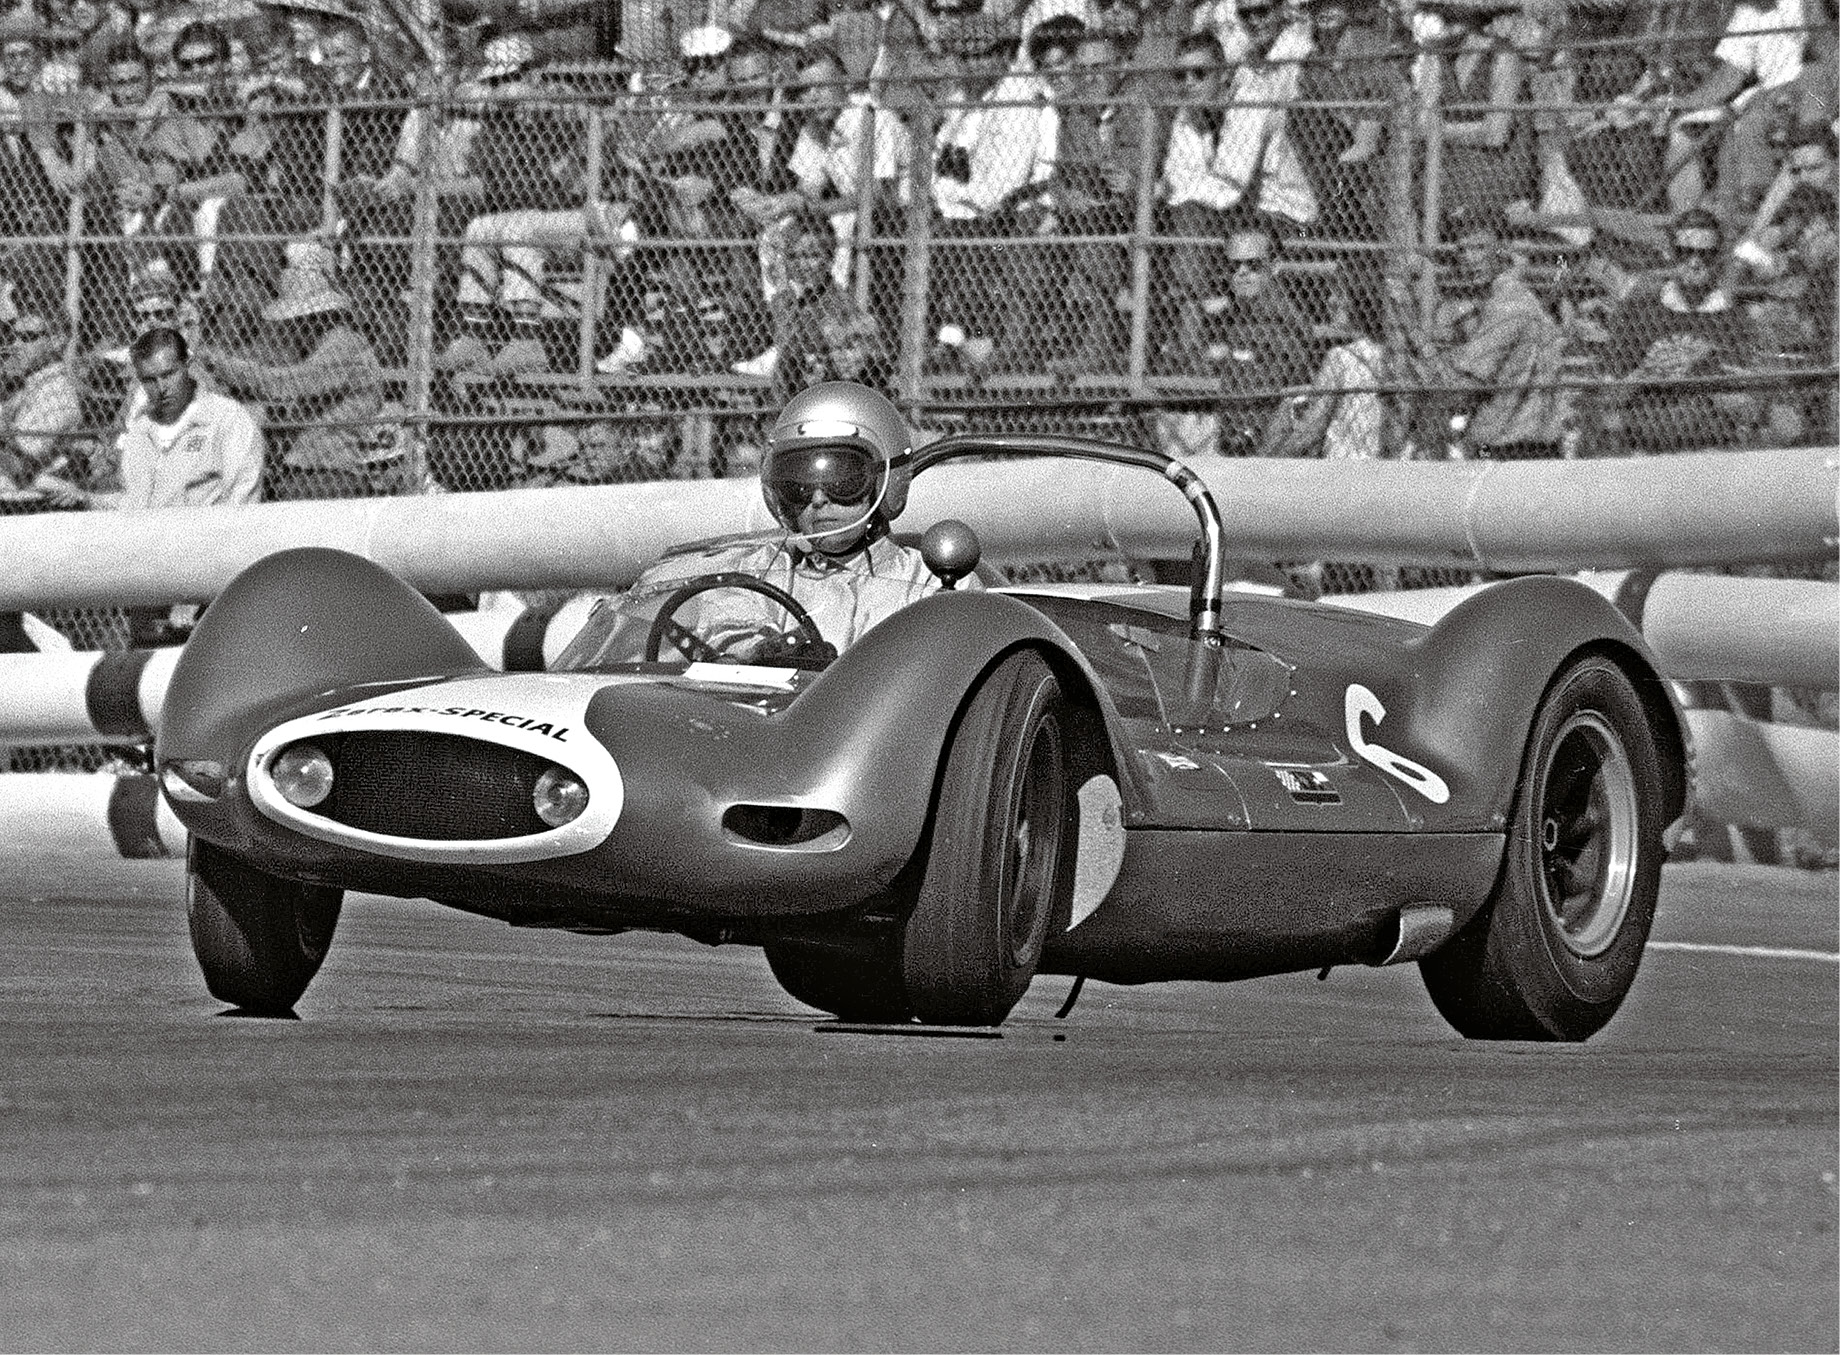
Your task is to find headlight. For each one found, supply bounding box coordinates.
[533,766,589,828]
[271,744,334,808]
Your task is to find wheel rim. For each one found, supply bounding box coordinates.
[1003,715,1066,967]
[1536,710,1640,958]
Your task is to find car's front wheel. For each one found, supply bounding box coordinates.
[186,839,343,1016]
[1421,654,1665,1041]
[900,650,1077,1026]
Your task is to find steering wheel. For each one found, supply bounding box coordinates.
[643,572,832,666]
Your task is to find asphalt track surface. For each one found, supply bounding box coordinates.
[1,857,1834,1353]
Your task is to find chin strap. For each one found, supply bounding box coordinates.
[788,517,889,569]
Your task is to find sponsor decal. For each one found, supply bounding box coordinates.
[1271,765,1341,805]
[1344,684,1450,804]
[318,704,569,741]
[1150,751,1202,771]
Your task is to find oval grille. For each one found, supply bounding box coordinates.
[304,732,556,840]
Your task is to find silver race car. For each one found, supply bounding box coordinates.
[157,433,1689,1036]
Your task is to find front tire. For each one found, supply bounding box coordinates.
[900,650,1077,1026]
[1421,654,1665,1041]
[186,839,343,1015]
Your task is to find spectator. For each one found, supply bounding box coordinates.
[150,21,261,288]
[292,15,418,363]
[1190,0,1318,227]
[199,241,393,498]
[81,322,263,645]
[0,307,85,494]
[1415,0,1537,239]
[446,0,615,65]
[1263,264,1394,458]
[1738,124,1837,259]
[1603,207,1764,453]
[0,15,87,251]
[78,40,189,349]
[1170,222,1315,456]
[928,15,1064,371]
[1292,0,1397,242]
[758,204,888,399]
[1211,224,1315,453]
[736,47,910,303]
[518,413,675,486]
[1440,226,1570,460]
[70,321,261,516]
[1043,23,1153,371]
[1736,134,1836,445]
[653,27,791,237]
[1551,1,1667,216]
[1664,0,1814,213]
[984,12,1087,370]
[95,255,193,358]
[443,36,611,375]
[1157,30,1228,368]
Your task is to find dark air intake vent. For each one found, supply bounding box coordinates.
[320,732,552,840]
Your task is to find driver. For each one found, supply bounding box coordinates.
[632,380,975,662]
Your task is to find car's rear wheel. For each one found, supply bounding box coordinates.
[186,839,343,1016]
[763,935,912,1023]
[901,650,1076,1026]
[1421,654,1664,1041]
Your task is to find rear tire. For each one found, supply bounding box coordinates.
[1421,655,1664,1041]
[187,839,343,1015]
[901,650,1077,1026]
[763,935,912,1023]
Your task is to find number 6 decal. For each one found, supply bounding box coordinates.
[1345,684,1451,804]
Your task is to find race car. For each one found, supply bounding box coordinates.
[156,432,1690,1038]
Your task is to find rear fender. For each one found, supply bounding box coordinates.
[159,548,486,767]
[1394,576,1687,830]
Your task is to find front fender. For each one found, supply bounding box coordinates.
[1391,575,1687,830]
[786,587,1137,829]
[159,547,485,769]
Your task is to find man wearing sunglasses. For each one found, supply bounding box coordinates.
[621,380,972,664]
[1605,208,1768,453]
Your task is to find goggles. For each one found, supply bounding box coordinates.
[761,442,884,519]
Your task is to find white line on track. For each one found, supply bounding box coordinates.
[1647,940,1840,964]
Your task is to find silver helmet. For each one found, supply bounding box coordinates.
[761,381,913,532]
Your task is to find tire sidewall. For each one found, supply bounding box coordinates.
[1493,658,1664,1029]
[903,650,1077,1025]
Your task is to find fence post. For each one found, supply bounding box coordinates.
[403,91,442,487]
[61,153,84,364]
[1126,88,1160,390]
[1384,74,1419,458]
[320,103,345,237]
[851,96,876,315]
[896,99,936,407]
[1416,55,1444,333]
[576,109,605,380]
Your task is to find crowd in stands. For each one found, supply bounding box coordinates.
[0,0,1827,503]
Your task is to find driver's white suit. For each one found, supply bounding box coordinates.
[637,529,979,660]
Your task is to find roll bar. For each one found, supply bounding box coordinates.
[912,433,1228,642]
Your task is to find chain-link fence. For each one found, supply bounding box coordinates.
[0,1,1831,854]
[0,4,1831,581]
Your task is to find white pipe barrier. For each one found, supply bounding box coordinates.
[1686,711,1839,842]
[1329,572,1839,690]
[0,773,186,858]
[5,571,1831,747]
[0,447,1829,609]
